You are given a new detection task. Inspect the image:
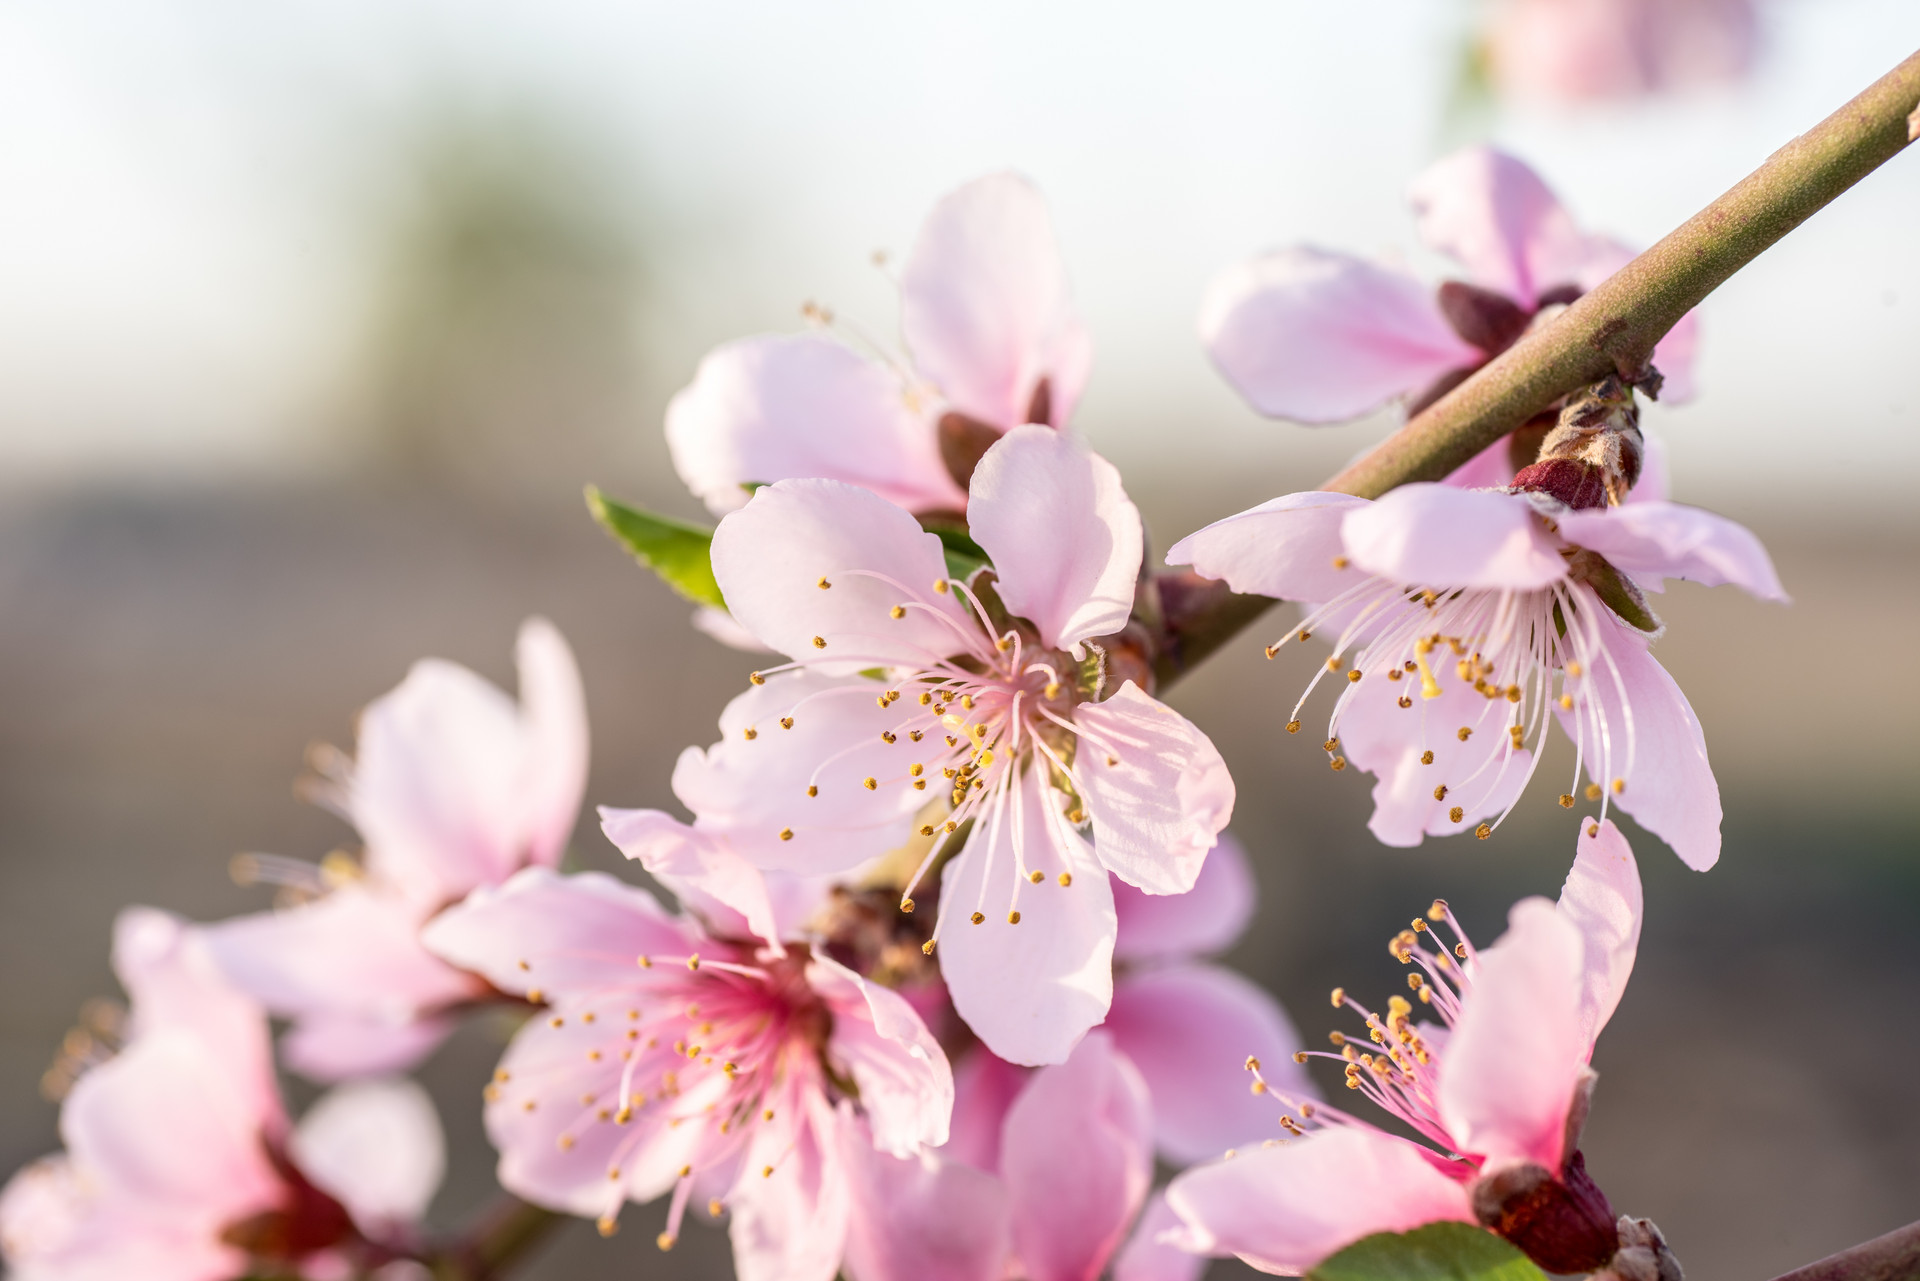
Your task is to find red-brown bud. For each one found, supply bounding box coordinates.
[1470,1149,1619,1275]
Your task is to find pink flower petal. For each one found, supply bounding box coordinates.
[1556,619,1721,870]
[938,772,1116,1067]
[710,478,970,673]
[811,955,953,1155]
[515,617,589,870]
[901,172,1092,431]
[840,1110,1012,1281]
[945,1049,1029,1175]
[599,807,784,950]
[201,887,479,1027]
[61,1035,281,1222]
[1409,148,1593,305]
[1557,820,1642,1052]
[1072,684,1233,896]
[1437,899,1588,1171]
[1199,246,1482,423]
[350,656,529,905]
[1113,1191,1205,1281]
[1336,672,1535,847]
[1342,484,1567,590]
[1165,492,1372,603]
[967,425,1143,656]
[728,1092,851,1281]
[671,671,930,877]
[1001,1032,1154,1281]
[1164,1126,1475,1274]
[420,867,701,1001]
[290,1078,445,1233]
[281,1013,457,1084]
[1112,832,1255,963]
[666,334,966,516]
[1104,964,1312,1165]
[1556,502,1786,601]
[112,909,281,1130]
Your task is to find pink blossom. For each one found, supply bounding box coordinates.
[419,865,952,1280]
[666,171,1091,514]
[678,425,1233,1064]
[1167,482,1784,869]
[1200,147,1699,430]
[204,618,589,1079]
[0,910,444,1281]
[1165,822,1645,1276]
[1487,0,1758,103]
[838,1031,1166,1281]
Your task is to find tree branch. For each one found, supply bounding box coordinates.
[1765,1219,1920,1281]
[1148,47,1920,688]
[1322,47,1920,500]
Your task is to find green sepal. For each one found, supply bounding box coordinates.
[1582,557,1662,635]
[917,515,990,579]
[1309,1223,1547,1281]
[585,486,725,609]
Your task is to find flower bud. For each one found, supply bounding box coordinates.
[1470,1149,1619,1274]
[1511,375,1645,509]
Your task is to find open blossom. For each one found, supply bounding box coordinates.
[667,171,1091,516]
[203,618,588,1079]
[1486,0,1758,103]
[0,910,444,1281]
[1168,481,1783,869]
[674,425,1233,1064]
[420,865,952,1281]
[1200,147,1698,430]
[1166,822,1645,1275]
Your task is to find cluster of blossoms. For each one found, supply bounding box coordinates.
[5,147,1783,1281]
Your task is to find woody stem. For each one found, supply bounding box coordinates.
[1764,1218,1920,1281]
[1147,46,1920,689]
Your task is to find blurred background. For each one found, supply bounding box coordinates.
[1,1,1916,1277]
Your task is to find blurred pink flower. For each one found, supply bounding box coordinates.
[420,865,952,1281]
[679,426,1232,1065]
[1168,482,1784,869]
[0,910,443,1281]
[204,618,589,1080]
[666,171,1092,515]
[1487,0,1759,103]
[840,1031,1168,1281]
[1201,147,1699,430]
[1165,822,1644,1275]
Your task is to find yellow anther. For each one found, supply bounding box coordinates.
[1448,806,1464,823]
[1264,645,1279,660]
[638,955,652,968]
[526,988,543,1004]
[1057,872,1072,887]
[945,821,958,833]
[995,635,1012,652]
[1586,782,1603,801]
[1330,986,1346,1007]
[933,579,949,594]
[763,1165,775,1178]
[1326,656,1342,672]
[1298,629,1313,642]
[1028,870,1044,884]
[657,1233,676,1252]
[780,717,794,729]
[1410,918,1427,933]
[918,823,935,836]
[1328,1031,1346,1046]
[558,1134,575,1151]
[978,749,995,767]
[1330,757,1346,771]
[1559,693,1575,710]
[1587,823,1600,837]
[709,1199,724,1218]
[1387,668,1402,681]
[890,605,905,619]
[811,636,827,649]
[779,827,794,841]
[1506,685,1521,702]
[1428,898,1447,920]
[970,912,985,925]
[1454,942,1468,959]
[1433,784,1448,801]
[686,954,700,971]
[749,671,765,685]
[742,726,757,740]
[1408,973,1425,991]
[806,785,818,797]
[1332,556,1350,569]
[1566,661,1584,677]
[817,577,831,590]
[1323,738,1339,752]
[1254,1079,1270,1093]
[1420,750,1435,765]
[881,731,896,744]
[1008,910,1022,924]
[961,694,974,709]
[900,898,916,913]
[1346,668,1361,683]
[1398,695,1413,708]
[1245,1055,1262,1071]
[1044,682,1061,699]
[1286,720,1302,734]
[1559,794,1575,808]
[549,1016,564,1028]
[1387,996,1412,1020]
[921,939,936,955]
[1456,726,1472,741]
[863,777,878,790]
[1611,778,1625,794]
[919,691,932,705]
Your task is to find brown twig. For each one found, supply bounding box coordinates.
[1765,1219,1920,1281]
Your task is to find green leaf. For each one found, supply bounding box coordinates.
[917,516,990,579]
[585,486,725,609]
[1309,1223,1546,1281]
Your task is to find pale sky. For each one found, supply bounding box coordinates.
[0,0,1915,503]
